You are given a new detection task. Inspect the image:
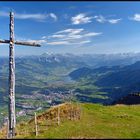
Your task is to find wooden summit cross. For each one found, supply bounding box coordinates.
[0,12,41,138]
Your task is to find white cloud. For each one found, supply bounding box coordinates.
[56,28,84,35]
[41,36,47,39]
[69,29,84,35]
[45,28,102,46]
[84,32,102,37]
[65,34,82,40]
[0,11,57,22]
[50,34,66,38]
[47,41,69,45]
[15,13,48,21]
[71,13,93,25]
[46,40,91,46]
[94,15,121,24]
[15,28,102,47]
[94,15,106,23]
[129,14,140,21]
[108,18,121,24]
[77,40,91,44]
[49,13,57,21]
[28,39,47,44]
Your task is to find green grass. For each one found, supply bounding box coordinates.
[9,103,139,139]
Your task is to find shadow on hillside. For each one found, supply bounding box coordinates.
[111,94,140,105]
[76,87,140,106]
[76,94,109,105]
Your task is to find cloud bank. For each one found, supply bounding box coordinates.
[0,11,57,22]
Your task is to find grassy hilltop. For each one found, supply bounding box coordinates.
[0,103,140,139]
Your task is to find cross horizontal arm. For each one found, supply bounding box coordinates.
[0,39,41,47]
[0,39,9,44]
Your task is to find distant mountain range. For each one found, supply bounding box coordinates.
[70,61,140,88]
[2,52,140,68]
[69,60,140,105]
[1,52,140,107]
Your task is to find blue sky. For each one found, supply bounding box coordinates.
[1,1,140,56]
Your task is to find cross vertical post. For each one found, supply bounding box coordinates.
[0,11,41,139]
[8,11,16,138]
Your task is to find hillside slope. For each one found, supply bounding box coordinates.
[69,61,140,105]
[1,103,139,139]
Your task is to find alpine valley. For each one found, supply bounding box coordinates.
[0,52,140,126]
